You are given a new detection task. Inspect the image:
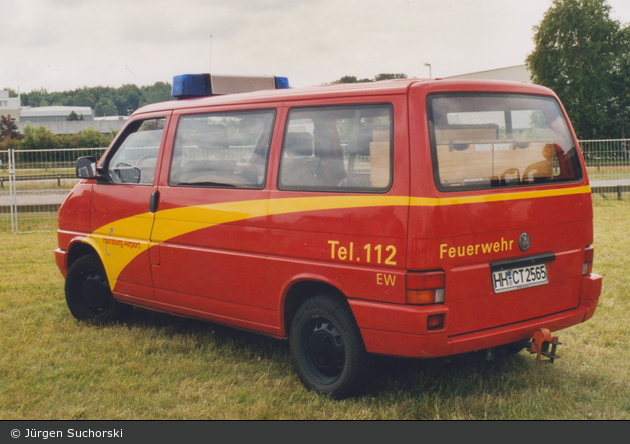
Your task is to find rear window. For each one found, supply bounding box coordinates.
[428,93,582,191]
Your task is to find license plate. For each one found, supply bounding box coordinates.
[492,263,548,293]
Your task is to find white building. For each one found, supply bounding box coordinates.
[446,65,532,83]
[19,105,94,123]
[2,90,125,134]
[0,90,22,121]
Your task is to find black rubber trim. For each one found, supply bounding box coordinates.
[490,252,556,272]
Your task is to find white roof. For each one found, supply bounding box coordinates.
[446,65,531,83]
[20,105,93,117]
[94,115,128,121]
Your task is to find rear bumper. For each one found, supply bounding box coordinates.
[350,273,602,359]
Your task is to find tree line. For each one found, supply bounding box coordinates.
[0,82,173,150]
[331,73,409,83]
[0,123,114,151]
[4,81,173,118]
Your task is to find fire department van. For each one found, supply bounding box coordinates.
[55,73,602,398]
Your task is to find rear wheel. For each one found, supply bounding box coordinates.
[65,254,132,323]
[289,295,368,398]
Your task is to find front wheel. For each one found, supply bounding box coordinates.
[289,295,368,398]
[65,254,132,323]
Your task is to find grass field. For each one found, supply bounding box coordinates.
[0,203,629,420]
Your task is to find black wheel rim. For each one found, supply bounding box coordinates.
[301,316,345,384]
[78,269,111,317]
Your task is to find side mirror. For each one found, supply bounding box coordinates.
[76,156,97,179]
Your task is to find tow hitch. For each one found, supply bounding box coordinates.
[529,328,561,363]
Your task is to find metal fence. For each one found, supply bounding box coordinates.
[580,139,630,203]
[1,148,106,233]
[1,141,629,233]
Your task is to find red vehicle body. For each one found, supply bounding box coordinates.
[56,77,602,397]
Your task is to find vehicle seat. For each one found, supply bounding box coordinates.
[280,132,321,187]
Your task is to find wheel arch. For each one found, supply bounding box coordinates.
[67,238,101,269]
[283,279,351,337]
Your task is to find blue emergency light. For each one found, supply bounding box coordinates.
[274,76,290,89]
[172,74,289,99]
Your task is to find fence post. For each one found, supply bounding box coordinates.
[8,148,17,232]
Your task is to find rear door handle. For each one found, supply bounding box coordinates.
[149,191,159,213]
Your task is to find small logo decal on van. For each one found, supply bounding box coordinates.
[518,233,531,252]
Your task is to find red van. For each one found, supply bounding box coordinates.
[56,75,602,397]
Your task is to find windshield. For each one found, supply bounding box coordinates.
[428,93,582,191]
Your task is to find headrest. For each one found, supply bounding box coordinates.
[179,120,229,150]
[285,132,314,157]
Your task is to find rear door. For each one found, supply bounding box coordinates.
[409,89,592,336]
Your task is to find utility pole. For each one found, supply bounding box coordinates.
[424,63,432,79]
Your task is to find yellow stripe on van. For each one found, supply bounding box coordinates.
[411,185,592,206]
[91,186,591,289]
[90,213,155,290]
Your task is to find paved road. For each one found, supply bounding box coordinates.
[590,179,630,187]
[0,190,68,207]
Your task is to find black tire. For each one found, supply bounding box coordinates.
[289,295,368,398]
[65,254,132,323]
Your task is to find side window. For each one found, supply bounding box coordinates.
[106,118,166,185]
[278,104,393,192]
[169,110,275,189]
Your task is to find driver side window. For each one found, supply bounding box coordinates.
[106,118,166,185]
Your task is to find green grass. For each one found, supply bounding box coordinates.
[0,204,629,419]
[585,164,630,182]
[0,212,58,234]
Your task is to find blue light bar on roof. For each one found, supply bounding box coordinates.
[172,74,289,99]
[275,77,290,89]
[171,74,210,99]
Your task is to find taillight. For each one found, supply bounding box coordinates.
[583,245,594,276]
[406,271,445,305]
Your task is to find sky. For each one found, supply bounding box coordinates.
[2,0,630,94]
